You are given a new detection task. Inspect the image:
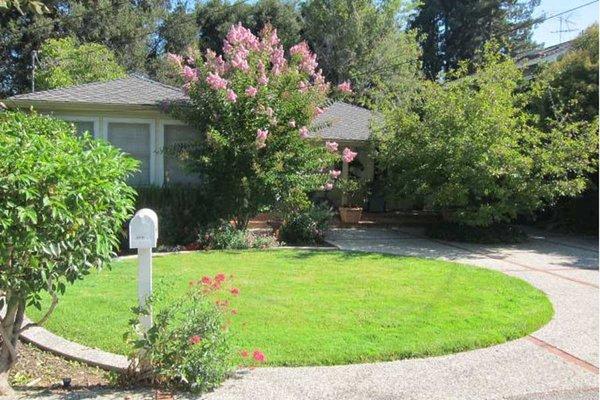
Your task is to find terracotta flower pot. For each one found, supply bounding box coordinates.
[339,207,363,224]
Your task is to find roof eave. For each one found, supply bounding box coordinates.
[3,99,162,113]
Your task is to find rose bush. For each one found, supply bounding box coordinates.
[166,23,357,228]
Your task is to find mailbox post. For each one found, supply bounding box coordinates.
[129,208,158,332]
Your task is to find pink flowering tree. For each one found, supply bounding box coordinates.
[167,24,356,228]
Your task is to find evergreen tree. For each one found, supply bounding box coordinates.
[410,0,540,79]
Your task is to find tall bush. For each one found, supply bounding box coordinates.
[0,111,137,394]
[166,23,356,229]
[375,48,597,227]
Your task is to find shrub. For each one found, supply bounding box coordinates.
[125,274,264,393]
[0,111,136,394]
[198,222,278,250]
[166,23,354,229]
[375,46,597,227]
[134,186,212,247]
[279,204,333,245]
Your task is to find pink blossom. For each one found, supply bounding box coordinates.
[288,119,296,128]
[314,107,325,116]
[245,86,258,97]
[205,50,227,74]
[256,129,268,148]
[206,72,228,90]
[290,41,318,74]
[189,335,202,345]
[167,52,183,67]
[299,126,309,139]
[226,89,237,103]
[330,169,341,179]
[258,74,269,85]
[230,287,240,296]
[215,273,226,283]
[324,182,334,191]
[231,52,250,71]
[298,80,309,93]
[260,25,280,52]
[252,350,266,363]
[313,70,330,93]
[338,81,353,93]
[342,147,358,163]
[224,23,260,53]
[270,46,286,75]
[181,65,198,82]
[325,141,338,152]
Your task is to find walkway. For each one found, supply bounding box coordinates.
[9,227,599,400]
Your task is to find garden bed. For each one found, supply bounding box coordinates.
[28,250,553,367]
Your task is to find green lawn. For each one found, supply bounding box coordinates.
[28,250,553,366]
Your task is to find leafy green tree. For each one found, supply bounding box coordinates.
[196,0,302,53]
[0,0,47,14]
[0,111,137,394]
[529,24,598,127]
[411,0,540,79]
[157,2,198,56]
[35,37,126,90]
[374,48,597,227]
[301,0,422,107]
[168,24,351,228]
[527,24,599,232]
[0,0,167,96]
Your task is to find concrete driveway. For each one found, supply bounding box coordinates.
[11,227,599,400]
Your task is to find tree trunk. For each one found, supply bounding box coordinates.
[0,293,25,396]
[0,345,13,396]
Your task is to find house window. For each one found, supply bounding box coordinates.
[107,122,152,186]
[163,124,201,185]
[72,121,95,137]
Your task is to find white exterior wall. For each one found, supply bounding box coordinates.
[47,110,193,186]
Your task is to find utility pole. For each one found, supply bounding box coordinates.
[31,50,38,93]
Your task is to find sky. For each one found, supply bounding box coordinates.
[532,0,599,47]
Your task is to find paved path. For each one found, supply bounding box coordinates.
[7,228,599,400]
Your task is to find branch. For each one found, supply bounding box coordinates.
[18,279,58,333]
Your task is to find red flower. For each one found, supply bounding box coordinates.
[240,349,249,358]
[201,276,212,285]
[215,273,226,283]
[252,350,266,363]
[231,309,238,315]
[189,335,202,345]
[216,299,229,307]
[230,287,240,296]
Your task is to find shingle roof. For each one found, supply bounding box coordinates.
[7,76,374,142]
[311,101,374,141]
[7,75,186,106]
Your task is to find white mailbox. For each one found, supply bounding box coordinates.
[129,209,158,249]
[129,208,159,332]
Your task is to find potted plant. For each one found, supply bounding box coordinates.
[337,177,369,224]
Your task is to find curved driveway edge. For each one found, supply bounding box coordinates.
[19,318,129,372]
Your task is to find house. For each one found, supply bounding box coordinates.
[4,75,375,189]
[516,40,574,78]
